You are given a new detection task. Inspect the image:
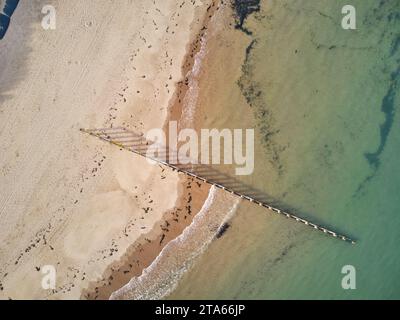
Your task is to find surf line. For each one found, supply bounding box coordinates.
[80,127,356,245]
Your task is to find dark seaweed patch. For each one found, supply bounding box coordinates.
[390,35,400,57]
[352,0,400,196]
[365,67,399,169]
[232,0,260,35]
[355,66,399,196]
[237,38,284,174]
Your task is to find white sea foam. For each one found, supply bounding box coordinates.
[110,5,237,301]
[110,186,239,300]
[180,34,208,127]
[180,2,228,128]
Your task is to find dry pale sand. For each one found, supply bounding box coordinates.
[0,0,213,299]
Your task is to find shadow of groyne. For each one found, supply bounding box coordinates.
[80,126,356,244]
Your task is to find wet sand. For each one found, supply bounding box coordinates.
[109,0,251,300]
[81,176,209,300]
[101,1,226,300]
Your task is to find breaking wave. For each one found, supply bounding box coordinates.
[110,186,239,300]
[180,33,208,127]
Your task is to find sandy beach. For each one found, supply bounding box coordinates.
[0,0,214,299]
[109,0,253,300]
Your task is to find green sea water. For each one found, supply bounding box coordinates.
[169,0,400,299]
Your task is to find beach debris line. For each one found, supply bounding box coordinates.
[80,127,356,244]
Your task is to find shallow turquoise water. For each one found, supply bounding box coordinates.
[170,0,400,299]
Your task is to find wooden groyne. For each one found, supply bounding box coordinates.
[80,127,356,244]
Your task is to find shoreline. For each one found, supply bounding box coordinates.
[81,175,209,300]
[110,186,239,300]
[109,0,246,300]
[107,0,230,300]
[166,0,259,299]
[82,0,221,300]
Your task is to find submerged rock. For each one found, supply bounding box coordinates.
[216,223,230,239]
